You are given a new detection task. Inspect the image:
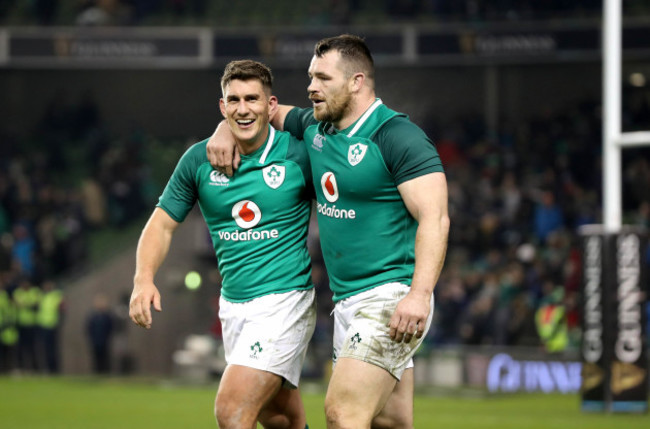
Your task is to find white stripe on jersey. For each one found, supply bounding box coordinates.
[346,99,383,138]
[259,126,276,164]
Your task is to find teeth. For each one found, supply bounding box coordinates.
[237,119,254,125]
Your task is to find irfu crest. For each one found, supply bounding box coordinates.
[348,143,368,166]
[263,165,285,189]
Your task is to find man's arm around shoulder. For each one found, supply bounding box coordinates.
[206,105,296,175]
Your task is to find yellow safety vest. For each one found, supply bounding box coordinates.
[0,290,18,345]
[535,304,568,353]
[13,287,43,327]
[38,290,63,329]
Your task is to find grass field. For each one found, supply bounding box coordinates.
[1,376,648,428]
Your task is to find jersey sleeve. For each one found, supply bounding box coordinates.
[156,141,205,222]
[284,107,318,140]
[375,116,444,185]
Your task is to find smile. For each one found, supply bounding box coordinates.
[236,119,255,127]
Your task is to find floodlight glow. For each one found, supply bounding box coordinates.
[184,271,202,290]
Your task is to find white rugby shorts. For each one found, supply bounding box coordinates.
[332,282,434,380]
[219,288,316,388]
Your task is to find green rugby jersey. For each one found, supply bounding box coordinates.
[285,99,444,301]
[157,126,314,302]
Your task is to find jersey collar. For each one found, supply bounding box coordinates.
[239,125,276,165]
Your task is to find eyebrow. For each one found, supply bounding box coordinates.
[309,70,331,78]
[226,93,260,101]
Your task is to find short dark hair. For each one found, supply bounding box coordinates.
[314,34,374,81]
[220,60,273,96]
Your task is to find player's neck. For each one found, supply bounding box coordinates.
[236,125,269,155]
[334,94,377,131]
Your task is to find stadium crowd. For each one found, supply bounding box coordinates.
[1,0,650,27]
[0,93,162,373]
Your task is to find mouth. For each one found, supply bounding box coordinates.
[235,119,255,128]
[309,94,325,107]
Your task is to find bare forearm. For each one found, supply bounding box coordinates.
[410,214,450,297]
[134,212,175,284]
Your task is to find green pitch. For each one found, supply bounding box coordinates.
[0,377,647,428]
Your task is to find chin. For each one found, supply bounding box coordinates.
[313,109,328,122]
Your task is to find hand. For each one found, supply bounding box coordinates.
[129,283,162,329]
[388,291,430,343]
[206,122,240,177]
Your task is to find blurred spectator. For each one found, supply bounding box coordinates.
[86,293,114,374]
[13,278,42,371]
[535,286,568,353]
[37,280,64,373]
[458,291,495,345]
[11,223,36,278]
[533,190,565,243]
[0,278,18,373]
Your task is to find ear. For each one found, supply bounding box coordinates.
[268,95,279,120]
[349,72,365,93]
[219,98,227,118]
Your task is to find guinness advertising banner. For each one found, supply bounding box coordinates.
[580,226,648,413]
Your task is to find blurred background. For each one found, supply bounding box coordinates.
[1,0,649,399]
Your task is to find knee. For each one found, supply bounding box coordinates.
[214,394,249,429]
[325,397,370,429]
[371,413,413,429]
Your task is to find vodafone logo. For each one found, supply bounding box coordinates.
[321,172,339,203]
[232,200,261,229]
[317,172,356,219]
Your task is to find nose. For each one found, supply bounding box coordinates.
[307,78,318,95]
[235,100,249,115]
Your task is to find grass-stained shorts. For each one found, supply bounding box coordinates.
[219,288,316,388]
[333,282,434,380]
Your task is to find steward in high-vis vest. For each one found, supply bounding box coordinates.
[535,288,568,353]
[37,281,64,373]
[0,286,19,372]
[13,279,42,371]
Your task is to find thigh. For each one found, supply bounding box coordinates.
[325,357,398,425]
[217,364,284,417]
[372,369,414,429]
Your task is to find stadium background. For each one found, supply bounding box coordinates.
[1,0,650,426]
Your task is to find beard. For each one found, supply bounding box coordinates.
[312,89,352,124]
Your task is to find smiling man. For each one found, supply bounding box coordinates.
[207,35,449,429]
[129,60,316,429]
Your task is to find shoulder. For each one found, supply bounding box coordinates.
[172,139,209,173]
[278,131,309,165]
[285,107,318,137]
[375,116,431,145]
[182,139,209,161]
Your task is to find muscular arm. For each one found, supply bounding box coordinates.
[389,172,450,342]
[206,105,296,175]
[130,207,180,329]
